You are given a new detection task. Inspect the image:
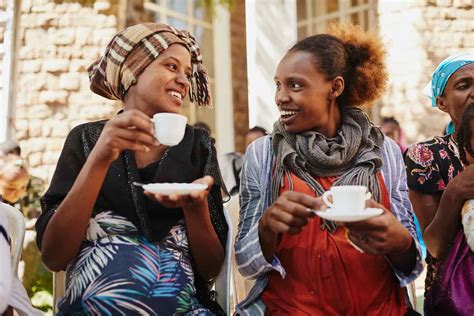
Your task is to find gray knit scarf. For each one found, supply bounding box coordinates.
[271,107,385,232]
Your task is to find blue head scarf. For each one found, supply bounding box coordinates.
[423,53,474,134]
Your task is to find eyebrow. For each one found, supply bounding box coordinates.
[453,76,472,84]
[274,75,305,81]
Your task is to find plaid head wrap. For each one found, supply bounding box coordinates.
[87,22,211,107]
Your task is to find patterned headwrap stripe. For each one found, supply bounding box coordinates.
[88,22,211,106]
[116,35,133,52]
[152,34,169,51]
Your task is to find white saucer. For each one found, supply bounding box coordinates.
[313,207,383,222]
[142,183,208,195]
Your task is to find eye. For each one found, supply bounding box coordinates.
[275,82,281,90]
[457,84,468,90]
[290,81,302,89]
[166,64,177,71]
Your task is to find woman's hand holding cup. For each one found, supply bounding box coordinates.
[92,109,158,165]
[344,199,413,255]
[259,191,324,236]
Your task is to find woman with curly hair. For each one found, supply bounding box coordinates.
[234,23,423,315]
[405,53,474,315]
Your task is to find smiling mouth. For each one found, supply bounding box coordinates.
[280,110,298,120]
[168,90,184,102]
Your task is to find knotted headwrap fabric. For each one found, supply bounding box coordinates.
[271,107,385,232]
[87,22,212,107]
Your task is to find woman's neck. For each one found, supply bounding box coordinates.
[321,101,342,138]
[134,145,168,168]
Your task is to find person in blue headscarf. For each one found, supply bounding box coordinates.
[423,53,474,134]
[406,52,474,315]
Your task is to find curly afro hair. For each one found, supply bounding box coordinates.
[289,22,388,107]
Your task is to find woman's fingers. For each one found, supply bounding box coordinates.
[284,191,326,211]
[272,202,310,227]
[347,229,380,254]
[114,109,154,133]
[113,128,158,148]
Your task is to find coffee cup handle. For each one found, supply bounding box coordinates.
[322,191,334,208]
[365,192,372,200]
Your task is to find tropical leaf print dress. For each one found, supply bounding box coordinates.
[57,211,213,315]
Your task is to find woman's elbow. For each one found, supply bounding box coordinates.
[201,251,225,281]
[40,247,68,272]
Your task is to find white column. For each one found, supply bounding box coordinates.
[0,0,21,142]
[213,4,234,154]
[245,0,297,133]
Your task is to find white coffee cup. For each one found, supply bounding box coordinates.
[322,185,372,213]
[152,113,188,146]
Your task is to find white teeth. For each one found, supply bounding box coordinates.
[280,110,298,116]
[168,91,183,100]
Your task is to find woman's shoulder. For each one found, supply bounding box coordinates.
[405,135,462,192]
[60,120,108,156]
[69,120,107,135]
[405,135,455,167]
[246,135,272,155]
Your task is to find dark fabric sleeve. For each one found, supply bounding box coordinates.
[201,131,228,248]
[35,124,88,249]
[404,142,444,194]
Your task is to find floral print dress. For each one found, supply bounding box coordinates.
[56,211,213,316]
[405,134,464,292]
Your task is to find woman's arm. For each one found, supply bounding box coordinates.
[347,139,422,279]
[147,176,224,281]
[411,165,474,258]
[40,110,157,271]
[235,138,287,280]
[234,137,321,279]
[183,182,224,280]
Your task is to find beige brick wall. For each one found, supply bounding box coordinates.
[15,0,120,181]
[379,0,474,144]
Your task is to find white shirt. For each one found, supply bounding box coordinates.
[0,203,43,315]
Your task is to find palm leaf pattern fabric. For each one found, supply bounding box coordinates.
[56,211,213,315]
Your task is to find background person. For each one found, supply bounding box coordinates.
[381,116,408,154]
[0,202,42,316]
[405,52,474,315]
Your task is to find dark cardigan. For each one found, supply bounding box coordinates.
[35,120,228,312]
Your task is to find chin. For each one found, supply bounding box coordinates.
[283,124,302,134]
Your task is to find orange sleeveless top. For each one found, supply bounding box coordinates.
[261,173,406,316]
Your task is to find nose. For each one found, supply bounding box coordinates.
[275,87,290,106]
[176,71,190,90]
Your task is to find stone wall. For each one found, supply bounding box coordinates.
[15,0,120,181]
[378,0,474,143]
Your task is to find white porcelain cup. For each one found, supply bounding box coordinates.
[322,185,372,213]
[152,113,187,146]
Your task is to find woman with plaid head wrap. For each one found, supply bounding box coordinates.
[35,23,227,315]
